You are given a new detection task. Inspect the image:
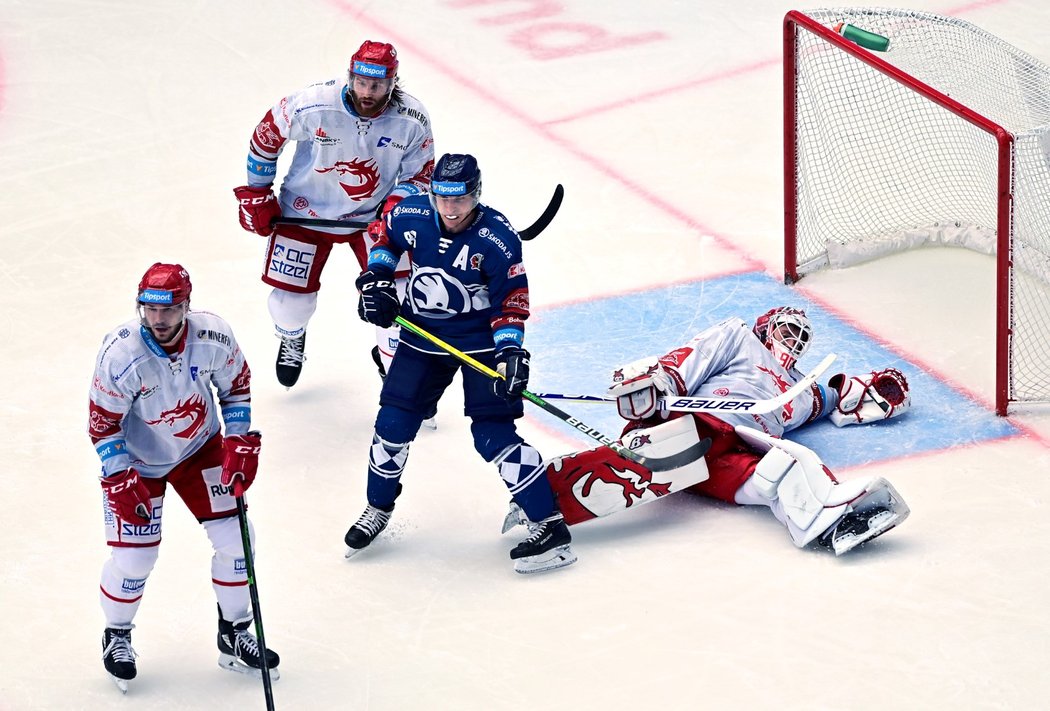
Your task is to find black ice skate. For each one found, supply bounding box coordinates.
[275,332,306,388]
[510,513,577,574]
[819,478,911,555]
[217,611,281,680]
[102,626,138,694]
[344,500,395,558]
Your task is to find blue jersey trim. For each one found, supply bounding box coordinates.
[96,440,128,461]
[221,406,251,425]
[493,327,524,348]
[368,248,398,272]
[248,155,277,177]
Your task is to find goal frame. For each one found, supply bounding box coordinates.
[783,10,1015,415]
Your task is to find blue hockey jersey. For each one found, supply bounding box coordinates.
[367,195,530,354]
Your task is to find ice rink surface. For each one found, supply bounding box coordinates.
[3,1,1050,709]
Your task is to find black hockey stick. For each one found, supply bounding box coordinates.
[394,316,710,471]
[272,216,370,229]
[270,184,562,239]
[518,184,563,241]
[234,488,276,711]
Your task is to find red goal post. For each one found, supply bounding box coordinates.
[783,8,1050,415]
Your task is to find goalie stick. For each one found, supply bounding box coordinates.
[270,184,563,240]
[531,353,838,415]
[394,316,710,472]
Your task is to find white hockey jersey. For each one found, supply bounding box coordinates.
[245,79,435,229]
[657,317,825,437]
[88,312,252,478]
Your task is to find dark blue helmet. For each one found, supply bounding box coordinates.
[430,153,482,200]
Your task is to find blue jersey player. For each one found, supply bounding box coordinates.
[345,153,577,574]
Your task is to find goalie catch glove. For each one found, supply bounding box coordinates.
[827,367,911,427]
[608,356,678,421]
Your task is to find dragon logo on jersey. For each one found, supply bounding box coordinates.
[546,448,673,524]
[145,394,208,439]
[756,365,795,420]
[408,267,490,318]
[314,157,380,200]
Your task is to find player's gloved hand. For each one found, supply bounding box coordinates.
[101,469,153,525]
[608,357,677,420]
[827,368,911,427]
[221,431,262,496]
[376,194,404,220]
[355,268,399,328]
[233,185,280,236]
[494,346,531,401]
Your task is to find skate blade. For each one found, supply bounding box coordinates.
[218,654,281,681]
[110,675,130,694]
[832,510,903,555]
[501,502,526,535]
[345,546,368,559]
[514,545,578,574]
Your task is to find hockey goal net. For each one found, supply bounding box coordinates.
[784,8,1050,415]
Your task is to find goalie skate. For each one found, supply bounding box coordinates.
[820,478,910,555]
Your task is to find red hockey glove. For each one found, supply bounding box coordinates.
[101,469,153,525]
[378,194,403,218]
[233,185,280,236]
[221,431,262,496]
[494,346,531,401]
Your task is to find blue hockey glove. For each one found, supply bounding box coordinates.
[356,269,399,328]
[494,346,531,401]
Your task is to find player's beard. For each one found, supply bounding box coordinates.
[351,91,388,118]
[150,319,185,346]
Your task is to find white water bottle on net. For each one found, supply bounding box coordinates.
[784,7,1050,415]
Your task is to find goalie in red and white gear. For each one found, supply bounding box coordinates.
[527,306,911,556]
[89,263,278,691]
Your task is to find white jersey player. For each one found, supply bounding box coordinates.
[89,263,278,692]
[536,307,912,555]
[233,39,436,388]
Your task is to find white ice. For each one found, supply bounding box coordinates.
[3,1,1050,709]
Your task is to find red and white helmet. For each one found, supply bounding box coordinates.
[349,40,398,80]
[753,307,812,370]
[137,262,192,306]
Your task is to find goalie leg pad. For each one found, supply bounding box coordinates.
[734,426,873,547]
[541,417,709,525]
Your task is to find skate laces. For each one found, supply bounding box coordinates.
[522,515,560,543]
[232,627,262,658]
[353,505,391,536]
[103,629,137,664]
[278,336,305,366]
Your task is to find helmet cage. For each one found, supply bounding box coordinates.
[759,308,812,370]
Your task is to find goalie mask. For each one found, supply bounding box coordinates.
[753,307,812,370]
[348,40,399,117]
[137,262,191,346]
